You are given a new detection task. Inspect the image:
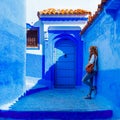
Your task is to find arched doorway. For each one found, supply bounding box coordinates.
[54,39,76,88]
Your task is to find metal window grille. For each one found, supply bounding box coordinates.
[27,29,38,47]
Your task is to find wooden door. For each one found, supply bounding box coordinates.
[54,39,76,88]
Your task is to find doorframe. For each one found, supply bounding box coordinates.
[52,33,81,88]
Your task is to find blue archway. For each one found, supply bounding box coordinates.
[52,32,83,87]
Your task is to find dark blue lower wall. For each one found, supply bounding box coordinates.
[97,69,120,107]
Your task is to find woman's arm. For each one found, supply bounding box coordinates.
[89,54,95,64]
[85,54,95,68]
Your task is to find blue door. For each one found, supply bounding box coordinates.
[54,39,76,88]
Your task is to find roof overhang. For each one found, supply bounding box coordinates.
[39,15,88,24]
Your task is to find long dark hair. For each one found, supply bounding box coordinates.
[89,46,98,61]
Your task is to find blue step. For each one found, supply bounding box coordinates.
[2,88,113,119]
[19,85,49,100]
[0,109,112,120]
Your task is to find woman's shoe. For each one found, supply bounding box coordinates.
[92,86,97,95]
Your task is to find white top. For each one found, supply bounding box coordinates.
[89,54,97,71]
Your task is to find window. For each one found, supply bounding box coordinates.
[27,29,38,48]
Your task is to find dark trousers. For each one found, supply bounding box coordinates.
[82,71,97,96]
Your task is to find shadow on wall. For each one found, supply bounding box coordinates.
[24,53,76,96]
[40,41,77,88]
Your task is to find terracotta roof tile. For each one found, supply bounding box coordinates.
[37,8,91,18]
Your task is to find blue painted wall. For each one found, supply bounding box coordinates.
[26,16,88,88]
[0,1,26,105]
[81,0,120,107]
[26,21,44,79]
[26,54,42,78]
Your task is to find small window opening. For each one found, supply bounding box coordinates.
[27,29,38,48]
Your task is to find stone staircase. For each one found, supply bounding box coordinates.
[0,86,113,120]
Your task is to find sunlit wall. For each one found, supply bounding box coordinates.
[0,1,26,106]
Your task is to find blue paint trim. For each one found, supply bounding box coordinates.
[26,23,39,30]
[0,110,112,119]
[76,38,83,86]
[26,47,39,50]
[42,55,45,79]
[40,15,88,21]
[48,26,81,32]
[53,33,78,45]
